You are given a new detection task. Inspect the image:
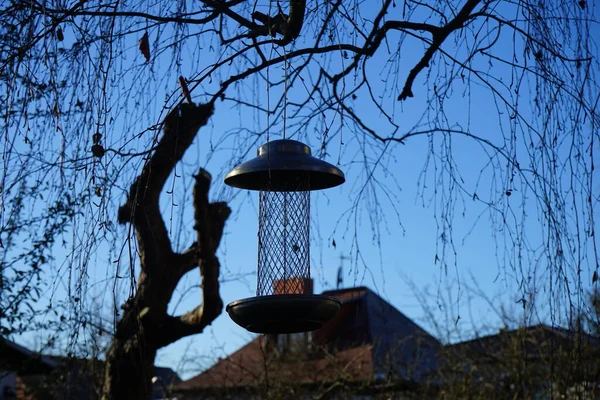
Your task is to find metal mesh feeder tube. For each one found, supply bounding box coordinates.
[224,139,345,334]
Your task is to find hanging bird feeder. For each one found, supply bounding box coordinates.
[224,139,345,334]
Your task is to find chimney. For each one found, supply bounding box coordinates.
[273,278,313,295]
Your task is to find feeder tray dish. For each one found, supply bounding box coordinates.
[225,139,345,191]
[226,294,341,334]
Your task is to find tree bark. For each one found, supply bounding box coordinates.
[102,102,230,400]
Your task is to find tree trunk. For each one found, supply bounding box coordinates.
[103,333,156,400]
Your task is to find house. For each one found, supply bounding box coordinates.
[437,324,600,399]
[0,338,57,400]
[174,285,600,400]
[0,337,180,400]
[173,286,442,399]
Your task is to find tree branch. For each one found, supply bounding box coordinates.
[252,0,306,45]
[28,2,227,25]
[201,0,262,32]
[117,103,214,270]
[177,243,201,274]
[398,0,482,100]
[155,170,230,349]
[210,43,364,105]
[1,0,86,72]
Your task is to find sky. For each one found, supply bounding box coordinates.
[4,0,599,382]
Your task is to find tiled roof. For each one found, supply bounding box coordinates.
[0,337,58,373]
[431,324,600,392]
[175,339,373,391]
[445,324,600,361]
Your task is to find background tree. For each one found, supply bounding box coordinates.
[1,0,598,399]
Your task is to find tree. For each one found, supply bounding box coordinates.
[101,103,230,398]
[1,0,598,399]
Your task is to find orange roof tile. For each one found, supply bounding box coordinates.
[175,339,373,391]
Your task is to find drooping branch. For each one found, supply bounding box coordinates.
[1,0,87,71]
[209,43,364,105]
[202,0,481,107]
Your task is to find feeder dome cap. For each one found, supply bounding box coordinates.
[224,139,345,191]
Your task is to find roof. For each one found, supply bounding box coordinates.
[444,324,600,363]
[322,286,368,302]
[175,339,373,392]
[175,286,441,395]
[0,337,58,373]
[322,286,441,378]
[431,324,600,393]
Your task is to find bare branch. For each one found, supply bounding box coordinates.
[201,0,262,32]
[252,0,306,45]
[156,170,231,348]
[29,2,227,25]
[398,0,482,100]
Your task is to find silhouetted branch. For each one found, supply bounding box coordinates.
[156,170,230,348]
[398,0,482,100]
[117,103,213,272]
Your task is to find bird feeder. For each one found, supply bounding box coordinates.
[224,139,345,334]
